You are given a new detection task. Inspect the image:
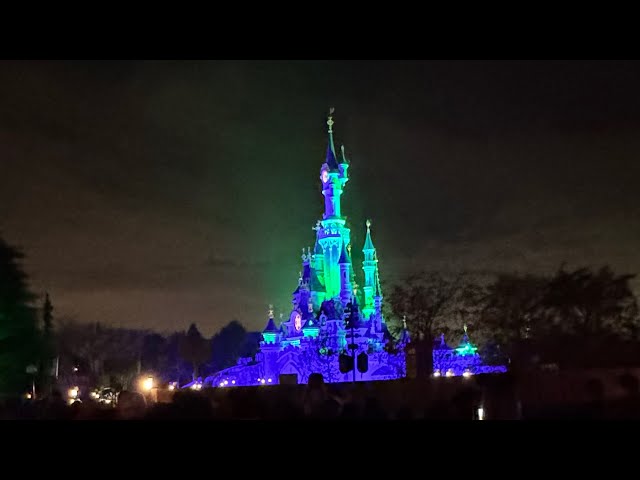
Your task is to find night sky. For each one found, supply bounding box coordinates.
[2,60,640,336]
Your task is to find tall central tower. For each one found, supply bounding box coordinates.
[317,108,351,299]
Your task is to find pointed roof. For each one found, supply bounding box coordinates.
[374,270,382,298]
[399,328,411,344]
[325,108,339,171]
[262,306,279,333]
[338,241,351,264]
[455,325,478,356]
[309,267,324,292]
[302,316,318,329]
[339,144,349,164]
[302,262,311,284]
[363,220,376,252]
[434,333,451,350]
[381,323,394,342]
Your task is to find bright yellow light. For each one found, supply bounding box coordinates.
[25,393,32,399]
[477,407,485,420]
[433,370,441,377]
[463,371,472,378]
[142,376,153,391]
[68,387,79,398]
[168,384,175,391]
[445,370,454,377]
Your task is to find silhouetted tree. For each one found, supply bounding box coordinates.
[209,320,248,373]
[542,265,639,338]
[388,271,476,376]
[42,293,53,337]
[55,319,147,388]
[39,292,56,392]
[142,333,167,372]
[179,324,211,381]
[0,236,41,394]
[481,274,548,345]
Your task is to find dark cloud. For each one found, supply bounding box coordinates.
[2,60,640,335]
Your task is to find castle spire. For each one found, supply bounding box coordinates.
[340,144,348,164]
[339,241,351,265]
[363,219,375,252]
[325,108,339,171]
[263,304,279,333]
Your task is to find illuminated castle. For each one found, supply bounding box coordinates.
[200,111,506,389]
[204,110,407,386]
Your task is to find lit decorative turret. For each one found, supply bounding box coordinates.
[361,219,378,319]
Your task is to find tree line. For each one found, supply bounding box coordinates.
[387,266,640,374]
[1,233,258,395]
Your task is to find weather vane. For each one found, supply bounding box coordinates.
[463,324,468,333]
[268,304,274,317]
[327,107,335,133]
[366,219,372,229]
[313,220,322,232]
[402,315,407,329]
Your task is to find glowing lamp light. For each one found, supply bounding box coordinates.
[433,370,441,377]
[463,370,472,378]
[142,376,154,391]
[224,380,229,385]
[261,379,266,384]
[477,407,485,420]
[231,380,236,385]
[268,378,272,383]
[25,393,32,399]
[104,399,112,404]
[219,382,225,387]
[445,369,454,378]
[68,387,79,399]
[168,384,175,391]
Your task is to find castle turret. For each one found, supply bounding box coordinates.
[361,220,378,319]
[261,305,280,345]
[338,240,352,304]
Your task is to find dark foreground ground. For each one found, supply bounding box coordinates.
[4,369,640,420]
